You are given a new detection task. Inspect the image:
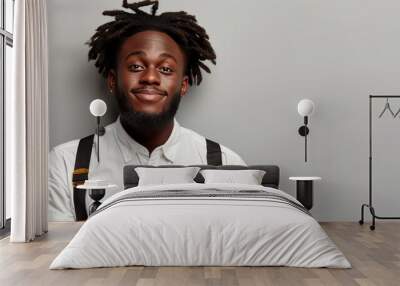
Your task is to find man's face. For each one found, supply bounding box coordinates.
[108,30,189,127]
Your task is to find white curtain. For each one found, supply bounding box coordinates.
[6,0,49,242]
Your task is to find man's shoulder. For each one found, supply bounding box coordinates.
[51,138,80,157]
[50,120,117,158]
[179,125,207,145]
[179,125,246,165]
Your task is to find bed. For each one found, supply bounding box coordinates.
[50,165,350,269]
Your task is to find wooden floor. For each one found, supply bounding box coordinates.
[0,222,399,286]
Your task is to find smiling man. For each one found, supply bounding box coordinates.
[48,0,245,221]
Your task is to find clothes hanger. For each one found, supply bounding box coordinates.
[378,98,395,118]
[394,106,400,118]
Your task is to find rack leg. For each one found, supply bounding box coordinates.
[360,201,400,230]
[359,204,367,225]
[369,206,376,231]
[359,204,377,230]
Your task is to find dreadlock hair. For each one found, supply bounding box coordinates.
[87,0,216,86]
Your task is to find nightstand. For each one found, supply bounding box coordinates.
[76,180,117,215]
[289,177,321,210]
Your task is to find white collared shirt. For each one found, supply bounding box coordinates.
[48,117,246,221]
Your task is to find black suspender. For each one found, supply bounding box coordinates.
[206,138,222,166]
[72,134,94,221]
[71,135,222,221]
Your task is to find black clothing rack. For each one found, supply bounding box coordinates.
[359,95,400,230]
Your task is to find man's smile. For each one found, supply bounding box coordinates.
[130,88,167,103]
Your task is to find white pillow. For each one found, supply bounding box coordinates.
[200,169,266,185]
[135,167,201,186]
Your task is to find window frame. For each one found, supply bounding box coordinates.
[0,0,14,235]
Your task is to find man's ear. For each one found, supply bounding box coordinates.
[180,76,189,97]
[107,70,117,94]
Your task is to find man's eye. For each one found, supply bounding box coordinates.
[159,67,173,74]
[128,64,144,71]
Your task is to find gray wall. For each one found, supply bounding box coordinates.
[47,0,400,221]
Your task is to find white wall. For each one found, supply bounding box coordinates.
[47,0,400,221]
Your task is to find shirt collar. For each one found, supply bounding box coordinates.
[114,116,181,163]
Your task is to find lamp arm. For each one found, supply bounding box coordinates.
[304,116,308,162]
[297,115,311,162]
[97,116,100,162]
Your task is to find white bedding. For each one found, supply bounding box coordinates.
[50,183,351,269]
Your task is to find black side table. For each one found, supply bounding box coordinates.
[76,182,117,215]
[289,177,321,210]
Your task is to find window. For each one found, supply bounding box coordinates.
[0,0,14,235]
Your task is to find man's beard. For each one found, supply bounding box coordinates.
[116,88,181,133]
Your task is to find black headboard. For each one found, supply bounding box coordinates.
[123,165,280,189]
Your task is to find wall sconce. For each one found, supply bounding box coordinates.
[297,99,315,162]
[90,99,107,162]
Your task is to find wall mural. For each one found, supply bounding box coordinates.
[48,0,245,221]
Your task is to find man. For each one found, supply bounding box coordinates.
[49,0,245,221]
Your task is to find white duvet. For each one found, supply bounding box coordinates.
[50,183,351,269]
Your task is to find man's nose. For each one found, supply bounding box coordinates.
[139,67,160,85]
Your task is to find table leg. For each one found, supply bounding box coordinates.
[296,180,313,210]
[88,189,105,215]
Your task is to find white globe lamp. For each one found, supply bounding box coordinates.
[90,99,107,117]
[297,99,314,117]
